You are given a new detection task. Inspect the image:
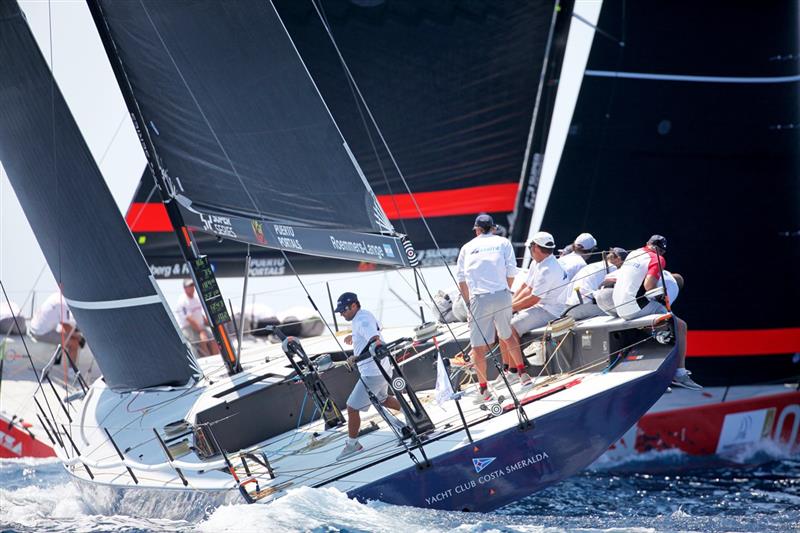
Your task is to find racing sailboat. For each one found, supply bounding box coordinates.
[520,1,800,466]
[0,0,676,514]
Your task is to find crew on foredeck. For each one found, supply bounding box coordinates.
[565,247,627,320]
[558,232,597,281]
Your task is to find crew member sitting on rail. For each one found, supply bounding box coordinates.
[558,232,597,281]
[28,291,85,366]
[499,232,569,388]
[565,247,627,320]
[612,236,700,390]
[335,292,403,460]
[175,278,219,357]
[456,214,518,404]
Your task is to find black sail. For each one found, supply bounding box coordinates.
[124,0,562,277]
[536,2,800,385]
[0,1,198,391]
[92,0,392,237]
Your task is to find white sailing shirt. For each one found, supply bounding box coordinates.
[558,252,587,282]
[29,292,74,335]
[566,262,617,306]
[651,270,679,305]
[175,291,205,329]
[456,233,517,295]
[525,254,569,316]
[351,308,390,377]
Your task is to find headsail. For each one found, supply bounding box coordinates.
[0,0,198,392]
[90,0,413,267]
[123,0,561,277]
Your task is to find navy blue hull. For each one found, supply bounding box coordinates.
[350,347,678,512]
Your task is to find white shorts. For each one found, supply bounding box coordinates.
[347,374,390,411]
[566,303,605,321]
[511,306,557,335]
[469,290,513,347]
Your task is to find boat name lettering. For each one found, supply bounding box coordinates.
[199,213,237,238]
[329,236,385,259]
[423,452,550,506]
[273,225,295,237]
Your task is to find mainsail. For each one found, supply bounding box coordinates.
[90,0,417,268]
[0,0,198,392]
[530,2,800,385]
[123,0,564,277]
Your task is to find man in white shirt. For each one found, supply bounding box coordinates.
[175,279,219,357]
[335,292,403,460]
[558,232,597,281]
[456,214,518,403]
[500,232,569,384]
[29,291,84,365]
[565,247,627,320]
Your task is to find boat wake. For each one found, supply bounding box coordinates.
[591,438,799,474]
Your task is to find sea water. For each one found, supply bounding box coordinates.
[1,455,798,532]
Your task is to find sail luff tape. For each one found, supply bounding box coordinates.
[65,294,161,310]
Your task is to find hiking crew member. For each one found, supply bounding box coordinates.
[500,232,568,385]
[336,292,403,460]
[456,214,517,403]
[565,247,627,320]
[558,232,597,282]
[612,236,700,390]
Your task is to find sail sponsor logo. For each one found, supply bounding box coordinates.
[274,225,302,250]
[149,262,191,278]
[0,428,23,456]
[249,258,286,276]
[329,236,385,260]
[424,451,550,506]
[251,220,266,244]
[200,213,237,238]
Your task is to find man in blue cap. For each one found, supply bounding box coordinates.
[334,292,403,460]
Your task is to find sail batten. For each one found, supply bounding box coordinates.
[0,0,198,392]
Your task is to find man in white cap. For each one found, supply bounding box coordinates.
[456,213,517,403]
[558,232,597,282]
[499,231,569,386]
[175,278,218,357]
[565,247,627,320]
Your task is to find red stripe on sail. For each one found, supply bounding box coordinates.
[126,203,173,233]
[126,183,518,232]
[377,182,518,220]
[687,328,800,357]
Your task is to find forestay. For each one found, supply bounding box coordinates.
[90,0,413,267]
[0,1,199,392]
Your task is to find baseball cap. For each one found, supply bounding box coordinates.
[473,213,495,230]
[334,292,359,313]
[609,247,628,261]
[527,231,556,249]
[183,278,194,288]
[574,232,597,250]
[647,234,667,252]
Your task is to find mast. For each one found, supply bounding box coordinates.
[86,0,241,375]
[509,0,576,250]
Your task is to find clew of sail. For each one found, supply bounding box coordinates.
[89,0,414,267]
[0,0,199,392]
